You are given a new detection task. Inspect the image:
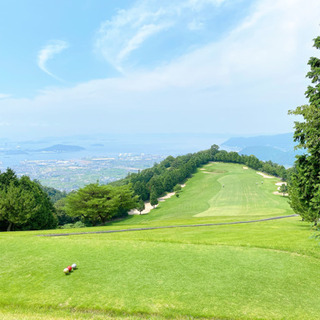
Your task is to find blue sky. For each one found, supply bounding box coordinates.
[0,0,319,139]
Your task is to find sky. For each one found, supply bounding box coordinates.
[0,0,319,139]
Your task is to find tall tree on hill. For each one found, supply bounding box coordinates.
[150,190,158,208]
[288,36,320,225]
[0,172,57,231]
[0,180,38,231]
[137,199,145,214]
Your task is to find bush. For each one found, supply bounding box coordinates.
[60,221,86,229]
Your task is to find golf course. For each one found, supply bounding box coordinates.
[1,162,320,320]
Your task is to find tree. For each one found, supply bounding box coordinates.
[20,176,58,230]
[279,184,288,197]
[210,144,219,158]
[35,180,67,203]
[137,199,145,214]
[0,168,17,188]
[133,180,149,201]
[65,183,138,225]
[288,36,320,225]
[150,190,158,208]
[147,175,164,197]
[54,197,79,225]
[0,181,38,231]
[0,174,57,231]
[116,184,139,217]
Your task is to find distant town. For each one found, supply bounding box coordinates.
[7,153,166,192]
[0,132,297,192]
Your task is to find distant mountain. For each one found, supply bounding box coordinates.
[222,133,295,152]
[221,133,304,167]
[37,144,85,153]
[239,146,303,167]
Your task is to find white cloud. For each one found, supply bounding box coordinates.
[139,0,320,90]
[37,40,69,81]
[0,93,11,99]
[116,23,172,69]
[0,0,319,139]
[95,0,226,71]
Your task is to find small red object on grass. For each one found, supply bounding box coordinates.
[67,266,72,271]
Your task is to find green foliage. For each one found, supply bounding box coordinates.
[150,190,158,207]
[137,199,145,214]
[65,183,138,225]
[0,170,57,231]
[0,163,312,319]
[54,197,79,225]
[123,162,292,225]
[288,36,320,225]
[3,217,320,320]
[279,183,288,196]
[123,144,289,207]
[35,180,67,203]
[60,221,86,229]
[0,179,38,231]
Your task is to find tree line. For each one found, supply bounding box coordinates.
[0,146,291,231]
[111,144,290,206]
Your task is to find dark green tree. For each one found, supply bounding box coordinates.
[34,180,67,203]
[0,174,57,231]
[150,190,158,208]
[65,183,138,225]
[116,184,139,217]
[137,199,145,214]
[0,181,38,231]
[279,184,288,197]
[54,197,79,225]
[288,36,320,225]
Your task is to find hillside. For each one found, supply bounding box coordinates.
[3,163,320,320]
[239,146,300,167]
[117,162,291,226]
[222,133,295,151]
[221,133,303,166]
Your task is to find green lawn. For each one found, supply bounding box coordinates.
[1,163,319,320]
[115,162,292,226]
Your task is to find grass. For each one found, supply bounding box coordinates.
[114,162,292,226]
[1,162,319,320]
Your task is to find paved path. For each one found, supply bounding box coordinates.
[38,214,298,237]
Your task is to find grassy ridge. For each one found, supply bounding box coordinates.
[117,162,291,226]
[1,163,319,320]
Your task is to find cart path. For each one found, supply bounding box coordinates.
[38,214,298,237]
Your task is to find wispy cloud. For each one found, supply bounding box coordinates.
[0,93,11,99]
[37,40,69,81]
[0,0,319,139]
[95,0,226,72]
[117,23,172,67]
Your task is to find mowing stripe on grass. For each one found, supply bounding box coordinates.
[38,214,298,237]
